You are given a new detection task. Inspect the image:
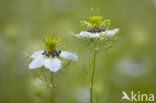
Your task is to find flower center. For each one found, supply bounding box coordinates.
[42,50,61,58]
[45,34,62,53]
[80,8,111,32]
[89,16,103,30]
[87,28,105,33]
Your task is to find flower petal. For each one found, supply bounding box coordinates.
[60,51,78,61]
[75,31,99,38]
[29,55,44,69]
[44,58,61,72]
[31,50,44,58]
[105,28,119,36]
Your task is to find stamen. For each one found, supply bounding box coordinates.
[42,52,46,55]
[46,54,50,57]
[101,29,105,32]
[42,50,62,58]
[42,50,47,55]
[52,54,55,58]
[87,29,105,33]
[58,51,61,54]
[56,52,59,56]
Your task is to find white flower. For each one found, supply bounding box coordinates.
[76,88,90,103]
[114,57,151,78]
[29,50,78,72]
[75,28,119,38]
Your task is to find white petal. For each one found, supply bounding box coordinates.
[29,55,44,69]
[88,33,99,38]
[75,31,88,38]
[31,50,44,58]
[75,31,99,38]
[44,58,61,72]
[60,51,78,61]
[105,28,119,36]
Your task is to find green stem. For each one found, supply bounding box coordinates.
[51,72,54,103]
[90,41,97,103]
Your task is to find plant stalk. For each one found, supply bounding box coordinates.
[90,41,97,103]
[51,72,54,103]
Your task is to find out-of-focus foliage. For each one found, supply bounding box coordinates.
[0,0,156,103]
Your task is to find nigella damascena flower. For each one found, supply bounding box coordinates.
[75,28,119,38]
[29,35,78,72]
[74,8,119,39]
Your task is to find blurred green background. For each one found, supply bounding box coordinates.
[0,0,156,103]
